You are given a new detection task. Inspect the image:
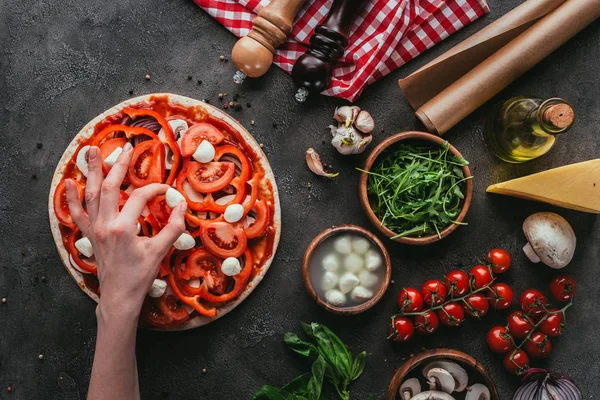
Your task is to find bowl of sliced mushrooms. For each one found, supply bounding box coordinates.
[386,349,499,400]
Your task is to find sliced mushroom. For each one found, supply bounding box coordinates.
[465,383,490,400]
[426,368,455,394]
[399,378,421,400]
[422,361,468,392]
[410,390,456,400]
[522,212,576,269]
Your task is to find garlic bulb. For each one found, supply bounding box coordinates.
[330,107,374,155]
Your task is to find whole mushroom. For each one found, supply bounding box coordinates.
[329,106,374,155]
[399,378,421,400]
[522,212,576,269]
[465,383,490,400]
[426,368,456,394]
[422,361,468,392]
[410,391,456,400]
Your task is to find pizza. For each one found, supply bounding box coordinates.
[48,93,281,330]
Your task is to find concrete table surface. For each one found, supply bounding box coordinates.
[1,0,599,399]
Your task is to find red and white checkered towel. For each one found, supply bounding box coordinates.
[194,0,489,102]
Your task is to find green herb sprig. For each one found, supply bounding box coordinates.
[359,142,471,239]
[251,322,369,400]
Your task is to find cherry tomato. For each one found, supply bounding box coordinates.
[414,310,439,335]
[397,288,424,312]
[437,303,465,327]
[488,283,514,310]
[244,200,270,239]
[200,220,247,258]
[506,311,535,339]
[519,289,548,318]
[139,294,190,328]
[503,349,530,376]
[487,326,514,354]
[53,180,85,229]
[180,122,225,157]
[539,309,565,337]
[100,137,127,175]
[421,280,447,306]
[524,331,552,359]
[486,248,511,274]
[464,293,489,318]
[445,270,470,297]
[470,265,493,289]
[549,275,576,302]
[187,161,235,193]
[127,140,165,187]
[388,316,414,343]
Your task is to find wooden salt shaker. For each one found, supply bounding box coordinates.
[232,0,306,83]
[291,0,365,102]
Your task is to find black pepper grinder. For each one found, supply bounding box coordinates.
[291,0,365,102]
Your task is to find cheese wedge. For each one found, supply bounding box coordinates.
[487,159,600,214]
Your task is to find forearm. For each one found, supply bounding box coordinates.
[88,305,140,400]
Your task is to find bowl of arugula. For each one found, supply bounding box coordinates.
[358,131,473,245]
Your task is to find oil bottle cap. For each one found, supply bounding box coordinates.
[542,103,574,129]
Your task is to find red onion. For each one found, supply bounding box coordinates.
[513,369,581,400]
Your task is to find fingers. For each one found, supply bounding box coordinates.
[98,142,133,219]
[118,183,170,225]
[84,147,103,224]
[65,179,90,235]
[151,202,187,254]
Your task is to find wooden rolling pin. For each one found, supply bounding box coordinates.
[232,0,306,83]
[291,0,365,102]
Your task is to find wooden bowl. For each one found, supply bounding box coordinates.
[302,224,392,315]
[358,131,473,245]
[386,349,499,400]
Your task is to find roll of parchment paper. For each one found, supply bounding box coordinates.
[401,0,600,135]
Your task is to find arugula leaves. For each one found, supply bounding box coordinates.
[251,323,368,400]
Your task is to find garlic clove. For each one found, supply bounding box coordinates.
[306,148,338,178]
[355,110,375,133]
[334,106,360,127]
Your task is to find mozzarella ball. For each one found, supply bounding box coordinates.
[148,279,168,298]
[365,250,383,272]
[224,203,244,223]
[221,257,242,276]
[350,286,374,302]
[352,237,371,254]
[75,237,94,258]
[322,254,339,272]
[339,272,360,294]
[344,253,364,273]
[174,233,195,250]
[104,147,123,167]
[192,140,215,163]
[76,145,91,177]
[325,289,346,306]
[358,270,379,288]
[165,188,185,208]
[321,271,338,291]
[333,236,352,254]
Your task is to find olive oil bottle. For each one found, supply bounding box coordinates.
[484,97,574,163]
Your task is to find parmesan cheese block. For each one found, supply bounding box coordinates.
[486,159,600,214]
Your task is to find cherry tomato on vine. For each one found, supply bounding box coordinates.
[437,303,465,327]
[549,275,576,302]
[519,289,548,318]
[487,326,514,354]
[539,309,565,337]
[414,310,439,335]
[445,270,470,297]
[488,283,514,310]
[503,349,530,375]
[388,316,414,343]
[397,288,424,312]
[421,280,447,306]
[464,293,489,318]
[486,248,511,274]
[524,331,552,359]
[470,265,493,289]
[506,311,535,339]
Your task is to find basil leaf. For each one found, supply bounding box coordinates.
[307,356,327,400]
[367,395,376,400]
[282,373,311,395]
[284,333,318,359]
[251,385,306,400]
[308,323,353,379]
[350,351,367,381]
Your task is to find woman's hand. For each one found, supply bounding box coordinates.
[65,143,187,321]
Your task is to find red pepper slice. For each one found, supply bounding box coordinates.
[123,108,181,186]
[198,249,253,303]
[91,124,160,148]
[166,273,217,317]
[245,200,271,239]
[214,145,253,183]
[67,229,98,275]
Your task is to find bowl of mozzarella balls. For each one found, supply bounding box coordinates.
[302,224,392,315]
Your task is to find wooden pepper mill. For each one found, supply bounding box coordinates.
[232,0,306,84]
[291,0,365,102]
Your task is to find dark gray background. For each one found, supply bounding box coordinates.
[1,0,599,399]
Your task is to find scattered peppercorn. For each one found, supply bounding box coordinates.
[1,298,6,303]
[197,80,202,85]
[7,386,11,392]
[129,89,134,95]
[223,104,228,109]
[202,368,207,373]
[250,120,255,126]
[232,94,239,101]
[307,183,312,189]
[218,93,224,100]
[41,276,47,282]
[229,101,242,111]
[380,128,385,133]
[259,143,264,148]
[204,99,210,104]
[145,74,151,80]
[219,55,225,61]
[272,122,277,128]
[391,280,395,284]
[31,174,37,180]
[187,75,192,80]
[246,103,251,108]
[38,354,44,360]
[36,142,43,149]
